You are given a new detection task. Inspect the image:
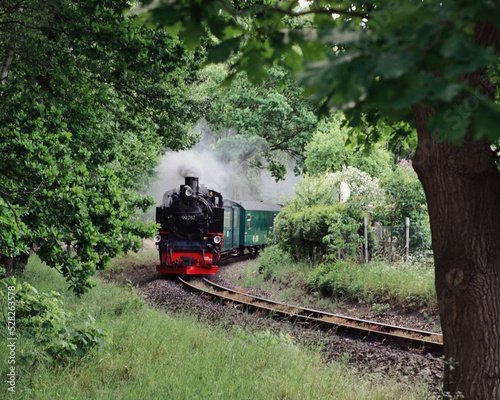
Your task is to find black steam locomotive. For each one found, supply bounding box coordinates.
[155,177,281,275]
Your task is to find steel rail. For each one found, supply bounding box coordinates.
[178,276,443,355]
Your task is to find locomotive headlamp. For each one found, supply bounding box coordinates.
[154,234,162,243]
[213,235,221,244]
[183,186,193,197]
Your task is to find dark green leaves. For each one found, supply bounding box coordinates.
[0,0,202,293]
[374,52,416,80]
[140,0,500,144]
[207,37,241,63]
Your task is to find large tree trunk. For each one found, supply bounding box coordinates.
[411,21,500,399]
[413,117,500,398]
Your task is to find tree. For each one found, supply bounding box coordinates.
[141,1,500,398]
[374,166,431,253]
[304,114,393,177]
[0,0,203,293]
[195,64,318,180]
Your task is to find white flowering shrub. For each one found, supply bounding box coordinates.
[287,167,384,211]
[326,166,384,203]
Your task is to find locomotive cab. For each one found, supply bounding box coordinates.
[155,177,224,275]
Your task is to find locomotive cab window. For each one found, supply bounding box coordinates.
[246,214,252,230]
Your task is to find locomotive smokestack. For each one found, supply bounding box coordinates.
[185,176,199,193]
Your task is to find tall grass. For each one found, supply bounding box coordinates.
[307,260,436,309]
[253,245,436,311]
[0,256,431,399]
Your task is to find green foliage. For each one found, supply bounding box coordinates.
[0,200,29,259]
[322,202,366,261]
[274,202,364,261]
[374,166,431,251]
[284,175,343,209]
[304,118,349,174]
[257,245,293,281]
[274,205,332,260]
[376,167,428,224]
[304,115,394,178]
[1,277,107,363]
[142,1,500,143]
[194,64,318,180]
[371,302,391,316]
[307,260,436,310]
[0,0,204,292]
[307,261,361,299]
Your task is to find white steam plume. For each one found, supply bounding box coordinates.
[147,121,301,206]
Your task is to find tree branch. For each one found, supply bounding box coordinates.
[0,3,23,86]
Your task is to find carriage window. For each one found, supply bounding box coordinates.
[234,209,239,229]
[246,214,252,230]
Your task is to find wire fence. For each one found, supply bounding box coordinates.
[362,217,433,264]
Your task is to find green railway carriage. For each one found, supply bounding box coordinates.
[222,200,281,254]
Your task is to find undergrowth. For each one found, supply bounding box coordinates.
[0,254,432,399]
[257,245,436,311]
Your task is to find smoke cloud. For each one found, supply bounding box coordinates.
[146,121,301,207]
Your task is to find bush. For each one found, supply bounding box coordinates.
[273,205,335,260]
[322,201,366,261]
[272,170,383,263]
[306,261,359,298]
[257,245,292,280]
[274,202,365,262]
[1,277,108,364]
[374,166,431,253]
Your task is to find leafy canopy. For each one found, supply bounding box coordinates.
[194,64,318,180]
[0,0,203,292]
[304,114,393,177]
[140,0,500,144]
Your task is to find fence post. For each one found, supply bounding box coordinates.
[405,217,410,262]
[363,217,368,263]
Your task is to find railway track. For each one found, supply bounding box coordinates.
[178,276,444,356]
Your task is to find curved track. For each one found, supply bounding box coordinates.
[179,276,444,356]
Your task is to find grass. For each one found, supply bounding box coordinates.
[0,255,431,399]
[235,257,341,309]
[245,246,437,313]
[307,260,437,310]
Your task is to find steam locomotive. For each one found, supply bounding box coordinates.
[154,176,281,275]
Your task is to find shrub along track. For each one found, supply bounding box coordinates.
[179,276,443,356]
